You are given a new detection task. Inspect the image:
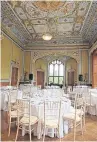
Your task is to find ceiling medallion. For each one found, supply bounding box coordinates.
[33,1,65,11]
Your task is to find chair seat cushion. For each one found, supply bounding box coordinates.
[43,119,58,128]
[20,115,38,126]
[70,107,84,115]
[11,104,17,110]
[63,113,81,122]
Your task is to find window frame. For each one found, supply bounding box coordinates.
[48,59,64,85]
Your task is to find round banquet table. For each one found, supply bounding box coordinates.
[22,96,71,139]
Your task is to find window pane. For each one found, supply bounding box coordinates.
[49,60,64,85]
[59,77,63,84]
[57,60,59,64]
[59,64,63,76]
[54,64,58,76]
[54,77,58,84]
[49,77,53,84]
[52,61,56,64]
[49,64,53,76]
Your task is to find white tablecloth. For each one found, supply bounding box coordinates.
[0,89,22,111]
[22,97,71,139]
[88,89,97,115]
[1,88,71,139]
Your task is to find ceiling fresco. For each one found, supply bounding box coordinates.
[1,1,97,49]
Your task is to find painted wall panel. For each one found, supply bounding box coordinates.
[1,35,23,81]
[66,58,77,85]
[24,51,31,80]
[81,50,88,81]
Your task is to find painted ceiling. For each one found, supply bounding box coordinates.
[1,1,97,50]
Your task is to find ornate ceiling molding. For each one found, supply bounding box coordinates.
[1,1,97,49]
[31,49,80,63]
[24,44,89,50]
[89,40,97,55]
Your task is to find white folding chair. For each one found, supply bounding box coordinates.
[7,89,18,136]
[63,93,86,141]
[42,100,61,141]
[15,99,38,141]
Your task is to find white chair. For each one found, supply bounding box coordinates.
[22,86,33,98]
[63,93,85,141]
[67,86,72,93]
[15,99,38,141]
[7,89,19,136]
[42,100,61,141]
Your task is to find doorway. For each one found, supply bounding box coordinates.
[10,61,19,86]
[37,71,44,89]
[68,70,74,86]
[11,67,18,86]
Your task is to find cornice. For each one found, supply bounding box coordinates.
[1,31,24,51]
[24,45,89,51]
[89,40,97,55]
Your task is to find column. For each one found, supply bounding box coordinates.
[64,61,66,86]
[22,51,25,80]
[46,62,48,85]
[88,54,91,84]
[77,49,82,84]
[32,60,36,81]
[30,51,32,73]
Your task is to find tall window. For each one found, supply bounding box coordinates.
[49,60,64,84]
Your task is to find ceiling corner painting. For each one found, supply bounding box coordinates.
[1,1,97,49]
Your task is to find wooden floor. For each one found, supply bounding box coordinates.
[1,111,97,141]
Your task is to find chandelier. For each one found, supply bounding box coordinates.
[42,17,57,41]
[42,33,52,41]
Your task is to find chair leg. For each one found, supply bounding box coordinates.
[29,126,31,142]
[73,122,76,142]
[43,127,45,142]
[15,124,19,141]
[81,119,83,135]
[8,117,11,136]
[83,115,86,131]
[54,128,56,137]
[58,128,61,142]
[95,106,96,116]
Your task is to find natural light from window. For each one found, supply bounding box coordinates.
[49,59,64,85]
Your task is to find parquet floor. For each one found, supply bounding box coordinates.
[1,111,97,141]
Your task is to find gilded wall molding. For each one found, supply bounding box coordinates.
[31,49,80,63]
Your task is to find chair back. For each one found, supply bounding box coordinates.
[74,93,85,116]
[17,99,33,125]
[8,89,18,112]
[44,100,61,127]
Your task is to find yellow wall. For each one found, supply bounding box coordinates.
[66,58,77,84]
[35,59,46,71]
[81,50,88,81]
[1,35,23,80]
[24,51,31,80]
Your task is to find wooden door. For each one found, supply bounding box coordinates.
[92,50,97,88]
[37,71,44,89]
[11,67,18,86]
[68,71,74,86]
